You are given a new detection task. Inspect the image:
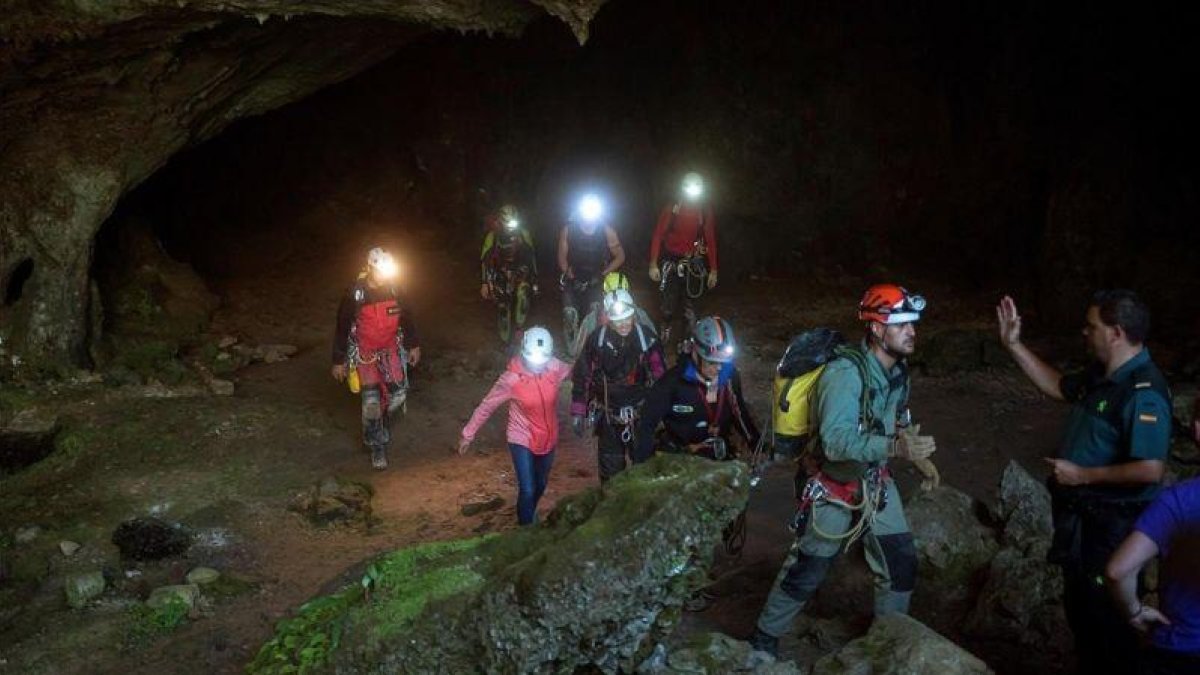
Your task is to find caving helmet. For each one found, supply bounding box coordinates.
[521,326,554,367]
[692,315,736,363]
[858,284,926,324]
[603,289,637,322]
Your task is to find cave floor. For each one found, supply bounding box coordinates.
[0,234,1070,674]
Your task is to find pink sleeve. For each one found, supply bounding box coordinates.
[462,373,514,441]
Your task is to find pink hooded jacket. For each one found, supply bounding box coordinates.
[461,356,571,454]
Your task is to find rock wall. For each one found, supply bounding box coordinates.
[0,1,604,369]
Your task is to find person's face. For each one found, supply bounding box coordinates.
[611,316,634,336]
[698,357,722,381]
[1082,306,1118,362]
[874,321,917,356]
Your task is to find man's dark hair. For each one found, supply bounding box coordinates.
[1090,289,1151,344]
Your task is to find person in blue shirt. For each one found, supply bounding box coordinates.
[998,289,1173,675]
[1105,477,1200,674]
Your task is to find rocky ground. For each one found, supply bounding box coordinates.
[1,223,1196,674]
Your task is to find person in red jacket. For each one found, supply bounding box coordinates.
[331,247,422,470]
[648,172,719,346]
[458,326,572,525]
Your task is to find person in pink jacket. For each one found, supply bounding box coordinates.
[458,326,572,525]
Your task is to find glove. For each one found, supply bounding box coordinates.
[648,264,661,283]
[890,424,936,461]
[912,457,940,491]
[706,270,718,289]
[572,415,585,437]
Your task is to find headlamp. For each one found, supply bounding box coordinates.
[578,194,604,223]
[683,183,703,199]
[373,256,399,280]
[505,219,520,230]
[905,294,927,312]
[525,350,550,366]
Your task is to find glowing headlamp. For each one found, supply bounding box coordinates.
[505,218,520,230]
[578,194,604,223]
[683,182,703,199]
[372,255,399,280]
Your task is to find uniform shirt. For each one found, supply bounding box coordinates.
[814,341,910,481]
[1133,478,1200,654]
[1057,349,1172,501]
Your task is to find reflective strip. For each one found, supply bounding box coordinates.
[1138,413,1158,423]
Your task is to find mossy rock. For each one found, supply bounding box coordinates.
[250,455,749,675]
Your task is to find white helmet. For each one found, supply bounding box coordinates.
[367,247,398,279]
[603,289,636,321]
[681,172,704,200]
[521,326,554,367]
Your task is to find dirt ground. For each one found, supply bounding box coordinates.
[0,225,1079,674]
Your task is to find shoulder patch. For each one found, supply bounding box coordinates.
[1135,382,1152,389]
[1138,413,1159,424]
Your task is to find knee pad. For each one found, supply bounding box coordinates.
[878,533,917,592]
[780,553,835,602]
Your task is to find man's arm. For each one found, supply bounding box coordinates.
[816,360,890,463]
[331,289,356,364]
[557,226,571,276]
[633,374,672,463]
[603,226,625,275]
[997,295,1064,400]
[1047,459,1166,487]
[703,206,717,271]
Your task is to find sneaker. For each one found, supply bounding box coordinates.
[371,447,389,470]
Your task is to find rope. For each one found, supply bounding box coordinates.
[806,475,886,548]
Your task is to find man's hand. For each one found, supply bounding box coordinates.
[331,364,348,382]
[1128,604,1172,632]
[706,270,718,289]
[408,347,421,367]
[572,415,585,437]
[649,264,661,283]
[457,437,471,456]
[996,295,1023,347]
[564,267,575,280]
[480,283,491,300]
[892,424,936,461]
[1044,457,1089,486]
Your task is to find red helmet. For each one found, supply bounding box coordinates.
[858,284,926,324]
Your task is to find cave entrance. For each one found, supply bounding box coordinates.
[3,258,34,307]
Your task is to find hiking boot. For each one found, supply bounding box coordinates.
[748,628,779,658]
[371,446,389,470]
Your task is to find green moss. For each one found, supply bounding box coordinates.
[122,596,190,650]
[248,537,492,675]
[204,574,260,602]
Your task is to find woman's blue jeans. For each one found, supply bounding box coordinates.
[509,444,555,525]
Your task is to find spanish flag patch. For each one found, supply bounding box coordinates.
[1138,413,1158,424]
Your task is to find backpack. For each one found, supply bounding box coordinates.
[772,329,874,441]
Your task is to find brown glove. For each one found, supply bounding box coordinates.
[912,457,941,491]
[890,424,937,461]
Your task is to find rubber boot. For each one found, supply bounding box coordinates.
[370,445,389,470]
[748,628,779,658]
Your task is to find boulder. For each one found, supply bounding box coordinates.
[59,541,81,557]
[64,570,107,609]
[991,461,1052,545]
[289,476,374,526]
[963,543,1069,653]
[811,614,993,675]
[907,486,998,596]
[147,583,201,610]
[185,567,221,585]
[638,633,802,674]
[250,455,749,675]
[111,517,192,561]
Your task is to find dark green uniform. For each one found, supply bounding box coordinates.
[1051,348,1172,675]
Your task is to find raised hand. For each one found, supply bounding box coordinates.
[996,295,1023,347]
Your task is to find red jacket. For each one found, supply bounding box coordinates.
[461,356,571,454]
[649,202,717,270]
